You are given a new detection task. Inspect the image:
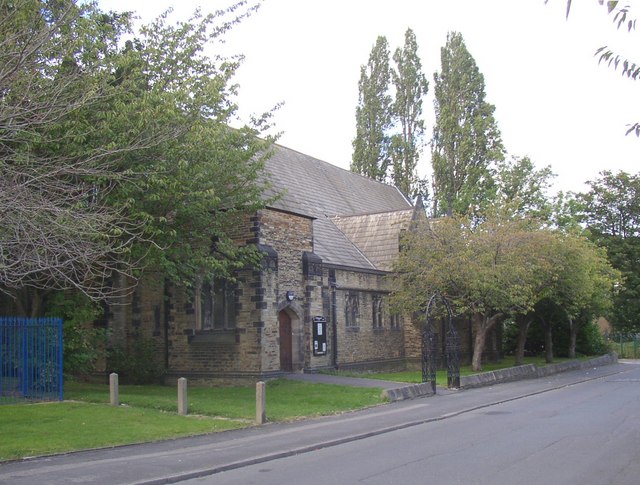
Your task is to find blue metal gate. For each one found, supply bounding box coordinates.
[0,317,63,404]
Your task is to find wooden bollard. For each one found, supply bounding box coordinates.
[256,381,266,425]
[109,373,119,406]
[178,377,188,416]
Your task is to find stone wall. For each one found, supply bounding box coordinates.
[333,268,405,369]
[103,207,415,381]
[257,208,316,373]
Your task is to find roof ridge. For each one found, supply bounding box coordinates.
[273,142,407,191]
[331,208,414,219]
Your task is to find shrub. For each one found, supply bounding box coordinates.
[503,317,609,358]
[106,336,165,384]
[45,292,106,376]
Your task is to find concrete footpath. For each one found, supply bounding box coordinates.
[0,360,636,485]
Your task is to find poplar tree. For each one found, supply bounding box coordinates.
[351,36,392,182]
[431,32,504,217]
[390,28,429,197]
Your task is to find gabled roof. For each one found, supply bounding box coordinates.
[262,144,414,272]
[263,145,412,218]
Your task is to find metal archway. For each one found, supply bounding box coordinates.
[421,292,460,392]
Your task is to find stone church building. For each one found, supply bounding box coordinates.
[106,144,495,383]
[104,145,422,382]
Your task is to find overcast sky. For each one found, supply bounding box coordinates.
[98,0,639,194]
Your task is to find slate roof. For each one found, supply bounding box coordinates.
[262,144,415,272]
[332,211,414,272]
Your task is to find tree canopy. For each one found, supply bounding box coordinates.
[351,36,392,182]
[392,211,616,370]
[393,213,546,370]
[390,28,429,197]
[352,30,429,198]
[576,170,640,332]
[430,32,504,218]
[0,0,275,315]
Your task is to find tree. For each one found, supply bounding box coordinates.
[351,36,392,182]
[94,6,274,291]
[392,212,550,371]
[431,32,504,218]
[578,170,640,238]
[535,232,617,361]
[495,156,556,220]
[510,229,561,365]
[390,28,429,197]
[0,1,274,315]
[0,0,142,314]
[576,170,640,332]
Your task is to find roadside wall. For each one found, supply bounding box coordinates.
[459,353,619,389]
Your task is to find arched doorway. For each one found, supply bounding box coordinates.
[278,310,293,372]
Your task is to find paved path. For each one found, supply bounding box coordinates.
[0,361,633,485]
[283,372,415,390]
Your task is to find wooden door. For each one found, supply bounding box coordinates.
[278,311,293,372]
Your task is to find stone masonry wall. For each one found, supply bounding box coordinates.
[333,268,405,369]
[257,208,315,373]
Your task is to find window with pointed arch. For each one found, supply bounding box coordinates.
[345,292,359,328]
[194,278,236,331]
[389,313,401,330]
[372,295,384,329]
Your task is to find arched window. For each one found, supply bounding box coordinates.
[195,278,236,330]
[372,295,384,329]
[345,293,359,328]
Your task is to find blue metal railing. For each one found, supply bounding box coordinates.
[0,317,63,404]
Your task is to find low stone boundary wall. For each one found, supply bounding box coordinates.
[459,353,618,390]
[380,353,618,401]
[382,382,435,401]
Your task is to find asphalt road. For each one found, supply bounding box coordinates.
[1,361,638,485]
[187,362,640,485]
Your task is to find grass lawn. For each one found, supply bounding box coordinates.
[0,401,243,462]
[328,356,580,386]
[0,378,384,461]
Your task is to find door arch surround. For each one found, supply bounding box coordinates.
[277,306,302,372]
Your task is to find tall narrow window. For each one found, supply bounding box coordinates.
[197,278,236,330]
[389,313,401,329]
[372,295,383,329]
[345,293,359,328]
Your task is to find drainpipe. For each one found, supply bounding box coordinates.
[163,279,170,370]
[330,270,338,368]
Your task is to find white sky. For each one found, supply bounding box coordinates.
[98,0,639,194]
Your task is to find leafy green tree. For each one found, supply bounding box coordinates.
[576,170,640,332]
[390,28,429,197]
[94,7,274,290]
[0,0,140,314]
[45,292,105,375]
[534,232,617,361]
[510,229,562,365]
[431,32,504,217]
[495,156,556,220]
[0,1,274,316]
[393,212,551,371]
[351,36,392,182]
[549,190,584,232]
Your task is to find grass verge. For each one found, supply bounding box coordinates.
[0,401,243,462]
[0,378,384,461]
